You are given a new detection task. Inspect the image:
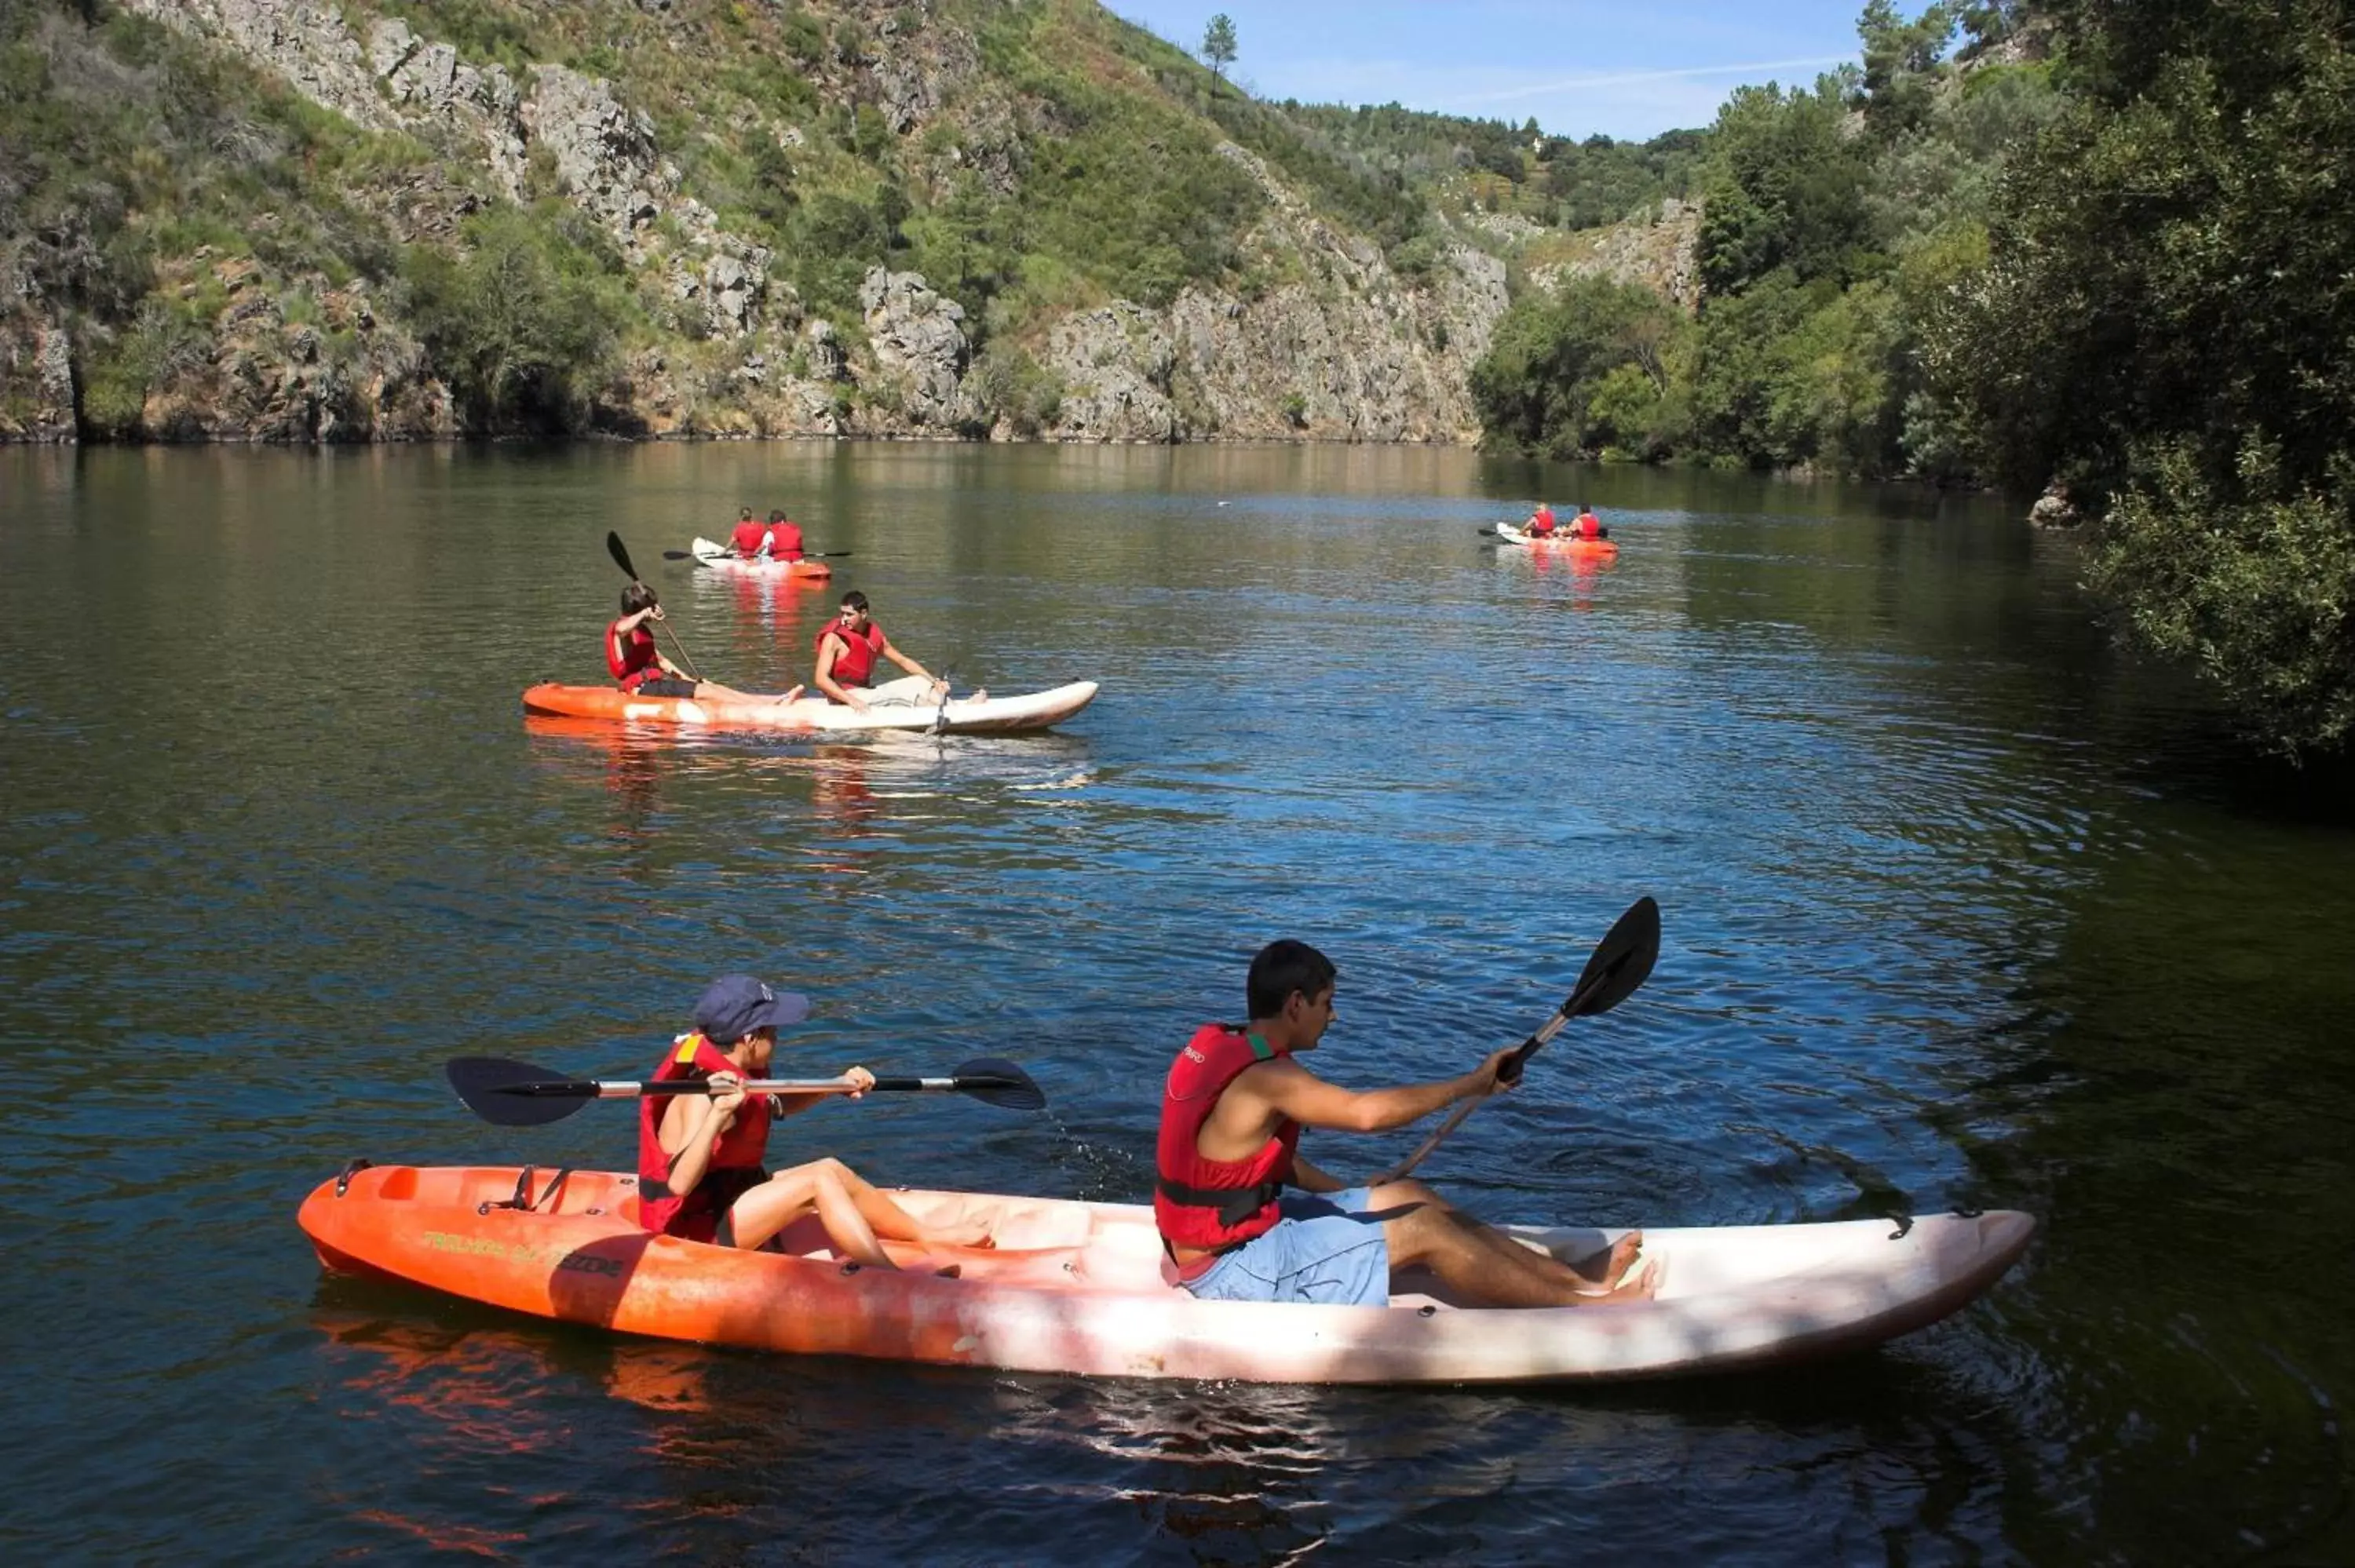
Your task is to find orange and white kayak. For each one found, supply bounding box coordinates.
[520,676,1098,735]
[299,1163,2033,1385]
[688,536,833,580]
[1492,523,1619,556]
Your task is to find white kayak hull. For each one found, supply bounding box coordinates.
[521,676,1098,735]
[687,536,833,579]
[302,1165,2034,1385]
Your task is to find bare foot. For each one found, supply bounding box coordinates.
[774,684,805,705]
[967,687,987,702]
[1588,1255,1663,1304]
[923,1223,995,1249]
[1569,1231,1644,1289]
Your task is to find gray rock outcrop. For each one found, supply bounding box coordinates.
[860,267,973,430]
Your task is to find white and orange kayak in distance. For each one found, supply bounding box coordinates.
[520,676,1098,735]
[1492,523,1619,556]
[300,1164,2034,1385]
[688,536,833,579]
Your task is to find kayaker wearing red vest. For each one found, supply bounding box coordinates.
[607,584,786,702]
[1156,940,1659,1308]
[730,507,768,557]
[1572,504,1607,540]
[812,591,972,713]
[638,974,992,1264]
[764,510,805,562]
[1525,502,1557,538]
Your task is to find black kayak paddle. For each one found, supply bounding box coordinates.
[605,531,705,681]
[447,1055,1047,1127]
[1379,895,1660,1180]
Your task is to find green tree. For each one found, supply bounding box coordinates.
[1857,2,1959,140]
[1937,0,2355,754]
[1202,13,1236,88]
[1470,276,1682,459]
[403,208,619,432]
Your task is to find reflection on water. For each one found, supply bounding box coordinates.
[5,443,2353,1564]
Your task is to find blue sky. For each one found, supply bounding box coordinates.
[1106,2,1869,140]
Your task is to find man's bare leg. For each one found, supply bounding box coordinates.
[1367,1180,1656,1308]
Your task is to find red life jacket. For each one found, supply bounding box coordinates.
[815,619,887,688]
[1574,511,1602,540]
[765,520,805,561]
[636,1033,772,1242]
[731,519,767,555]
[1154,1024,1299,1251]
[607,617,659,691]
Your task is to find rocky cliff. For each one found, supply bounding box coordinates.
[0,0,1648,445]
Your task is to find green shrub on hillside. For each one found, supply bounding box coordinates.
[402,206,628,432]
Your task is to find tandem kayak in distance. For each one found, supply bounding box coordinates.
[520,675,1099,735]
[299,1164,2034,1386]
[1492,523,1619,556]
[687,536,833,580]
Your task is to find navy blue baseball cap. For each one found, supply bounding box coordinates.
[693,975,812,1042]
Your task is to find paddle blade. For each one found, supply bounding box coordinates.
[447,1056,597,1127]
[1565,895,1660,1019]
[606,531,641,581]
[662,549,694,560]
[952,1057,1046,1111]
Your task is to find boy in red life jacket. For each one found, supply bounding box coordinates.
[764,510,805,562]
[1572,504,1607,540]
[608,584,795,702]
[1525,502,1557,537]
[730,507,768,556]
[812,590,977,713]
[638,974,993,1264]
[1155,940,1659,1309]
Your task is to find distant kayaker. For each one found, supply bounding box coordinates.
[730,506,768,557]
[764,509,806,563]
[812,590,976,713]
[1155,940,1659,1309]
[608,584,791,703]
[1525,502,1558,538]
[1572,504,1608,540]
[638,974,994,1266]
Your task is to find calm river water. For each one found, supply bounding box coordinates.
[2,443,2350,1564]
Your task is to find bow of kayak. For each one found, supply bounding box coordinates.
[301,1163,2032,1385]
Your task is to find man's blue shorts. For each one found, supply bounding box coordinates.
[1183,1187,1392,1307]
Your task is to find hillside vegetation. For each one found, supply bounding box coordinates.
[0,0,1554,443]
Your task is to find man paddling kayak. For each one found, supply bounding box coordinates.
[1572,504,1608,540]
[763,509,806,562]
[1524,501,1558,538]
[1156,941,1657,1308]
[640,975,992,1267]
[608,584,789,703]
[812,590,978,713]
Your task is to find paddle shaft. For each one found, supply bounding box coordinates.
[670,549,854,560]
[533,1074,1007,1101]
[1374,1007,1573,1183]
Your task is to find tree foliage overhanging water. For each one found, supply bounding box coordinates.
[1471,1,2355,759]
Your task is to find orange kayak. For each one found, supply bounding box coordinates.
[299,1162,2034,1385]
[1492,523,1619,556]
[520,676,1098,735]
[688,537,832,579]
